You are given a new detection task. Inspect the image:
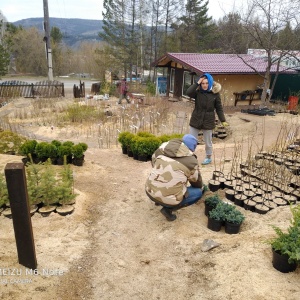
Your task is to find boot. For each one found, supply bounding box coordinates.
[160,207,176,221]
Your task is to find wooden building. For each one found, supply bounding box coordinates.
[152,53,296,106]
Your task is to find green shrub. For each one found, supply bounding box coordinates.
[225,209,245,224]
[122,132,135,150]
[78,142,88,152]
[265,204,300,264]
[118,131,131,148]
[57,145,72,158]
[146,80,156,95]
[159,133,184,143]
[0,130,26,154]
[130,136,140,155]
[204,194,221,208]
[19,140,38,157]
[208,203,225,221]
[35,142,57,159]
[72,144,85,158]
[51,140,62,148]
[0,172,9,207]
[208,201,241,224]
[137,131,155,138]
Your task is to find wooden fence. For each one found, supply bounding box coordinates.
[0,80,65,98]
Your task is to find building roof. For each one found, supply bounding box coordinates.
[153,53,296,75]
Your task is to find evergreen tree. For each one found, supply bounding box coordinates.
[216,13,248,54]
[100,0,135,78]
[171,0,213,52]
[0,21,10,76]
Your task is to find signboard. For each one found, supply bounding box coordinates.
[156,77,167,96]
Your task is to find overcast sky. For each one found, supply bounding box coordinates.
[1,0,241,23]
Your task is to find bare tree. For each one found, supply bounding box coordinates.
[240,0,300,105]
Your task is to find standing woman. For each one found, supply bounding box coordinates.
[186,73,228,165]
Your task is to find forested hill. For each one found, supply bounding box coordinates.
[13,18,104,48]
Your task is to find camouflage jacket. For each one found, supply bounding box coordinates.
[145,138,203,206]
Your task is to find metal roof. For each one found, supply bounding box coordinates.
[153,53,296,75]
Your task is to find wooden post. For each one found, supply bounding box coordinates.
[4,163,37,269]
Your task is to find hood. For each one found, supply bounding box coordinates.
[158,138,193,158]
[212,81,221,94]
[199,73,214,91]
[199,73,221,93]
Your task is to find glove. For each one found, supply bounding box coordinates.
[222,122,229,127]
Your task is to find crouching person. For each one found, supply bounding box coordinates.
[145,134,204,221]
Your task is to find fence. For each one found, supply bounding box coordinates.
[0,80,65,98]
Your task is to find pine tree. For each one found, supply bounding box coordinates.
[171,0,213,52]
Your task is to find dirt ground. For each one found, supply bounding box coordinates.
[0,97,300,300]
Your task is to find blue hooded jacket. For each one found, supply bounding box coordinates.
[199,73,214,91]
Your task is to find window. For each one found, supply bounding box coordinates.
[182,71,193,97]
[170,69,175,93]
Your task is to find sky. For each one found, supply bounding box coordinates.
[0,0,241,23]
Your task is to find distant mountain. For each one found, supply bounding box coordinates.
[13,18,104,48]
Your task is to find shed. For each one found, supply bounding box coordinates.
[152,53,296,106]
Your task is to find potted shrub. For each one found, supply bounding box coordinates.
[146,136,162,159]
[118,131,131,154]
[118,132,135,157]
[136,137,150,161]
[35,142,57,163]
[207,202,225,232]
[26,162,43,215]
[265,204,300,273]
[130,136,141,160]
[204,193,221,216]
[72,144,86,166]
[224,209,245,234]
[38,159,58,216]
[57,145,72,165]
[56,164,77,215]
[136,136,162,160]
[19,139,38,163]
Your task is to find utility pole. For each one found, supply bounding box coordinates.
[43,0,53,80]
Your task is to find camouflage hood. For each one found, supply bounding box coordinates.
[156,138,194,158]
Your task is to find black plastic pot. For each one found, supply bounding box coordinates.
[225,189,235,201]
[207,217,223,232]
[272,248,297,273]
[208,179,220,192]
[73,157,84,166]
[225,222,241,234]
[255,204,269,214]
[234,194,247,207]
[138,155,148,162]
[127,149,133,157]
[212,171,224,180]
[244,199,256,211]
[204,203,215,216]
[218,177,227,189]
[122,146,128,154]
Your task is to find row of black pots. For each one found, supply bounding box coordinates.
[241,168,300,199]
[223,189,295,214]
[207,217,241,234]
[22,156,84,166]
[205,203,242,234]
[211,170,300,203]
[122,147,150,162]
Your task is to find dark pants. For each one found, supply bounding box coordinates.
[146,187,203,211]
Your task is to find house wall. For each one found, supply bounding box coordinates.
[162,62,265,106]
[213,74,264,106]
